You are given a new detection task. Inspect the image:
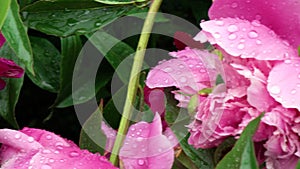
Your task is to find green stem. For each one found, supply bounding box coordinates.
[109,0,163,165]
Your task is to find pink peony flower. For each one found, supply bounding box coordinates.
[0,127,117,169]
[101,113,175,169]
[200,0,300,111]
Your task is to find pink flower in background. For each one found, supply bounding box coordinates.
[0,127,117,169]
[0,33,5,48]
[0,33,24,90]
[0,58,24,90]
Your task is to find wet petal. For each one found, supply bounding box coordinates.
[200,18,296,60]
[119,113,174,169]
[267,59,300,110]
[208,0,300,48]
[101,122,117,152]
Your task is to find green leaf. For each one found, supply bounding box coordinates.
[22,1,146,37]
[54,35,82,107]
[2,0,34,74]
[180,134,215,169]
[0,0,11,29]
[0,43,24,128]
[27,36,61,92]
[296,160,300,169]
[86,31,135,83]
[94,0,148,5]
[216,114,263,169]
[79,109,105,154]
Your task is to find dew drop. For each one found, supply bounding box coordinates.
[248,30,258,38]
[28,137,34,143]
[15,134,21,139]
[270,85,281,94]
[69,151,80,157]
[228,33,237,40]
[237,43,245,49]
[291,89,297,94]
[227,24,239,32]
[215,20,224,26]
[256,40,262,45]
[164,67,173,72]
[136,137,143,142]
[41,165,52,169]
[46,135,52,140]
[137,159,145,166]
[251,20,261,27]
[284,59,291,64]
[179,77,187,83]
[213,32,221,38]
[231,2,238,8]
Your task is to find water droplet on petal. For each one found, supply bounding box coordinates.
[215,20,224,26]
[251,20,261,26]
[248,30,258,38]
[237,43,245,49]
[28,137,34,143]
[213,32,221,38]
[164,67,173,72]
[228,33,237,40]
[179,77,187,83]
[231,2,238,8]
[137,159,145,166]
[284,59,291,64]
[227,24,239,32]
[291,89,297,94]
[270,85,281,94]
[136,137,143,142]
[256,40,262,45]
[46,135,52,140]
[69,151,80,157]
[41,165,52,169]
[15,134,21,139]
[255,14,262,20]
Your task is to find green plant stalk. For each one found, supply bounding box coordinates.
[109,0,163,165]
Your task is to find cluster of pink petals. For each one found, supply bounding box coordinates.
[0,127,117,169]
[146,0,300,168]
[0,33,24,90]
[101,113,176,169]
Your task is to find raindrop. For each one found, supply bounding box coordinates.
[136,137,143,142]
[251,20,261,27]
[41,165,52,169]
[270,85,281,94]
[95,22,102,27]
[256,39,262,45]
[227,24,239,32]
[298,74,300,79]
[178,64,184,69]
[42,149,51,154]
[228,33,237,40]
[237,43,245,49]
[28,137,34,143]
[164,67,173,72]
[46,135,52,140]
[15,134,21,139]
[213,32,221,38]
[231,2,238,8]
[215,20,224,26]
[248,30,258,38]
[179,77,187,83]
[131,127,136,131]
[291,89,297,94]
[255,14,262,20]
[284,59,291,64]
[49,159,55,163]
[200,69,206,73]
[69,151,80,157]
[137,159,145,166]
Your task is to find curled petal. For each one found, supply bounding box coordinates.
[119,113,174,169]
[200,18,296,60]
[208,0,300,48]
[267,59,300,111]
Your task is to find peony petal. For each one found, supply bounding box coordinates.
[144,86,165,115]
[208,0,300,49]
[101,122,117,152]
[200,18,296,60]
[0,128,117,169]
[119,113,174,169]
[267,59,300,110]
[0,58,24,78]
